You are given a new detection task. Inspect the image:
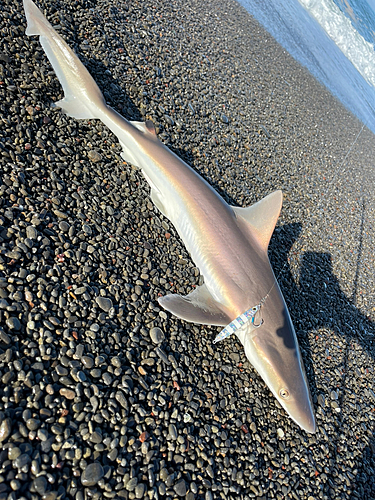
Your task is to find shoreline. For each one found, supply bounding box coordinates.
[0,0,374,499]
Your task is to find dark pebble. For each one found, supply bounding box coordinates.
[95,296,113,312]
[5,317,21,330]
[150,327,165,344]
[26,226,38,239]
[13,453,32,469]
[59,221,70,232]
[81,462,104,486]
[0,418,11,442]
[174,479,187,497]
[26,418,40,431]
[88,150,102,162]
[125,478,138,491]
[31,476,48,496]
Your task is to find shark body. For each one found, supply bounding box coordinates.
[24,0,316,432]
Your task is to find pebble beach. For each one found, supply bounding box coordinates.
[0,0,375,499]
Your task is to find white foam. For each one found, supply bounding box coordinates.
[298,0,375,88]
[239,0,375,133]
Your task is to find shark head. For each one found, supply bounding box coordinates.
[236,293,316,433]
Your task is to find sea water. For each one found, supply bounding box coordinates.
[239,0,375,134]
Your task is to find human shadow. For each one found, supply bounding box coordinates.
[270,221,374,368]
[269,221,375,499]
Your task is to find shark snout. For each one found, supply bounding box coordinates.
[237,297,316,433]
[298,406,316,434]
[276,380,316,433]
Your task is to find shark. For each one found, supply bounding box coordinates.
[24,0,316,433]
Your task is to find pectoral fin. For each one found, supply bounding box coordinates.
[158,284,230,326]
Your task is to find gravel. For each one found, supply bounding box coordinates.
[0,0,374,499]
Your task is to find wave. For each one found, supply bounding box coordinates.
[298,0,375,88]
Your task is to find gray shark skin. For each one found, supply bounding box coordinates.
[24,0,316,433]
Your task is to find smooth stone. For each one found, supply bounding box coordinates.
[13,453,32,469]
[168,424,177,440]
[37,429,49,441]
[81,462,104,486]
[26,418,40,431]
[111,356,121,368]
[5,317,21,330]
[88,150,102,162]
[115,391,128,410]
[277,428,285,438]
[53,210,68,219]
[59,388,75,400]
[90,432,102,444]
[125,478,138,492]
[8,447,21,460]
[102,373,113,385]
[318,394,325,407]
[0,299,9,309]
[135,483,146,499]
[26,226,38,239]
[174,479,187,497]
[0,418,12,442]
[10,479,21,491]
[41,492,57,500]
[150,327,165,344]
[32,476,48,495]
[0,330,11,344]
[95,297,113,312]
[59,221,70,232]
[5,250,21,259]
[107,448,118,461]
[81,356,94,369]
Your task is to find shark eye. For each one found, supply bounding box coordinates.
[279,388,290,399]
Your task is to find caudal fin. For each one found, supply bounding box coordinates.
[23,0,105,119]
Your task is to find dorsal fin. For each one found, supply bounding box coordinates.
[232,190,283,251]
[130,120,158,139]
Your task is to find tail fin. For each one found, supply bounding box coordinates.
[24,0,51,36]
[23,0,105,119]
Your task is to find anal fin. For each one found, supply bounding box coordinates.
[120,141,139,168]
[158,284,230,326]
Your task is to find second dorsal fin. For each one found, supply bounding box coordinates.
[131,120,158,139]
